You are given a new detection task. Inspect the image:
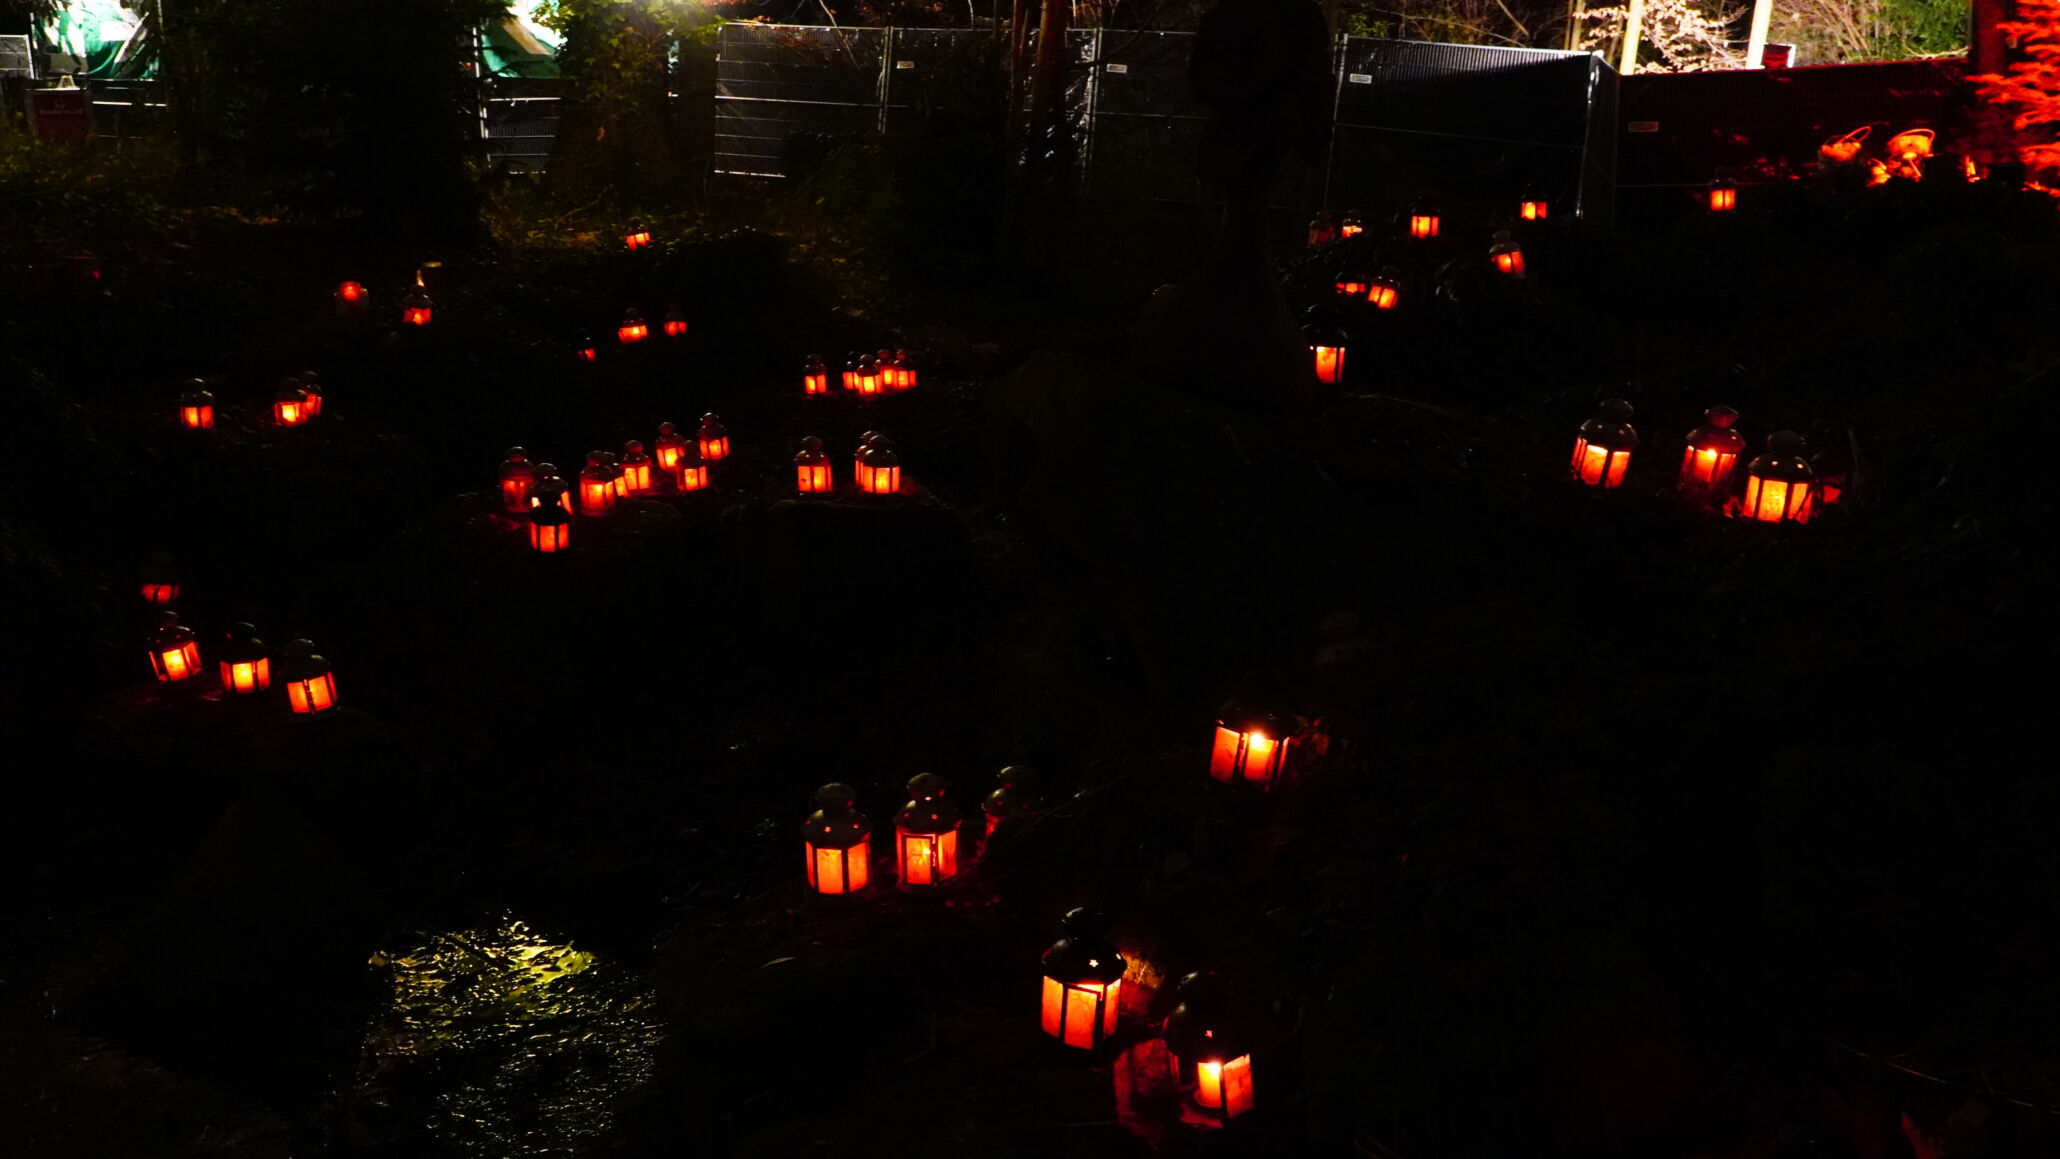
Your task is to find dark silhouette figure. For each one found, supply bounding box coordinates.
[1133,0,1332,411]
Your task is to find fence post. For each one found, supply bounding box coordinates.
[878,26,895,137]
[1321,32,1347,213]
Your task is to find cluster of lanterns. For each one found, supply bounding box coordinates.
[497,414,736,552]
[800,769,1040,897]
[803,350,919,397]
[1301,191,1553,385]
[826,431,902,495]
[331,271,434,326]
[581,304,689,360]
[1307,190,1548,251]
[798,773,1257,1123]
[174,371,324,431]
[1571,400,1833,523]
[142,601,339,714]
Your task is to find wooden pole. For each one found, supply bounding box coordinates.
[1565,0,1588,51]
[1744,0,1774,67]
[1617,0,1644,74]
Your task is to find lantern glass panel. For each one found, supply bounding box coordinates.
[1312,345,1345,384]
[896,828,958,886]
[1040,978,1121,1049]
[1571,439,1631,488]
[807,838,870,894]
[1744,476,1813,523]
[529,519,569,552]
[221,658,271,694]
[287,671,337,713]
[153,641,201,682]
[1521,199,1547,221]
[858,463,900,494]
[1197,1056,1256,1116]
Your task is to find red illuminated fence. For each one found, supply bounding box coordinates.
[1616,58,1969,220]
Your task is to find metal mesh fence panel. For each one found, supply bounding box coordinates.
[1328,39,1601,223]
[713,24,1616,219]
[715,25,888,177]
[482,79,564,170]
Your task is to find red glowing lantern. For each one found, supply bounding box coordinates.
[1306,212,1337,248]
[1366,268,1401,310]
[1333,269,1369,297]
[794,436,833,494]
[892,349,917,391]
[803,355,829,396]
[856,438,902,496]
[279,638,338,714]
[624,221,652,250]
[147,611,203,684]
[675,444,710,492]
[178,383,215,431]
[217,622,272,695]
[696,414,730,462]
[298,371,324,418]
[654,422,688,473]
[140,551,180,607]
[1303,315,1348,385]
[1339,210,1365,239]
[854,355,886,396]
[1677,405,1746,493]
[528,502,572,552]
[894,773,963,891]
[803,783,872,896]
[1572,399,1638,488]
[273,380,310,428]
[1519,188,1549,221]
[842,351,865,392]
[578,453,617,516]
[498,446,537,513]
[1164,972,1256,1123]
[983,766,1042,839]
[334,280,368,318]
[1040,908,1125,1050]
[530,464,573,516]
[1708,178,1738,212]
[617,309,649,345]
[620,441,654,496]
[1208,700,1303,792]
[663,304,689,338]
[401,275,433,326]
[599,451,626,499]
[1404,199,1441,239]
[1489,230,1526,277]
[1739,431,1817,524]
[854,431,882,483]
[575,331,598,364]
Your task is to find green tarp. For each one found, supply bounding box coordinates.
[485,6,564,79]
[33,2,563,82]
[38,0,150,80]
